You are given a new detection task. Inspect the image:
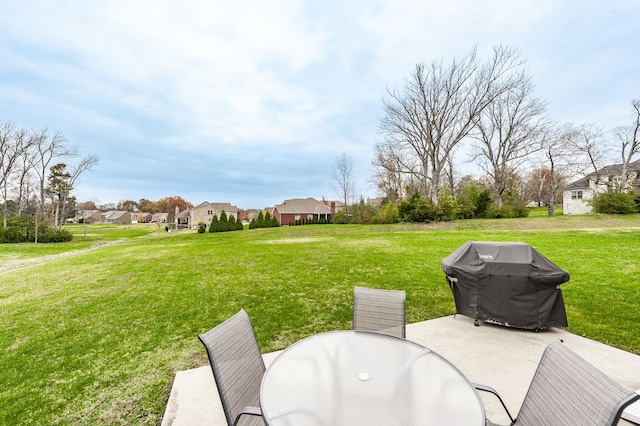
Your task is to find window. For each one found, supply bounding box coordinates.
[571,191,583,200]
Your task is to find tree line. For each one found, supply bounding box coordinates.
[370,44,640,218]
[0,122,98,242]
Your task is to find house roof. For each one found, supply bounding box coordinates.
[103,210,129,220]
[565,176,590,190]
[565,159,640,189]
[274,197,333,214]
[193,202,238,212]
[176,209,190,218]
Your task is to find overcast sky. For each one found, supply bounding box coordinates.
[1,1,639,209]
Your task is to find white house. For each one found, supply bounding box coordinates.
[563,159,640,214]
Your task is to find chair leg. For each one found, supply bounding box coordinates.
[473,383,516,425]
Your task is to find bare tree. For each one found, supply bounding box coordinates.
[0,122,35,228]
[523,167,567,207]
[377,45,524,204]
[542,124,581,216]
[613,99,640,191]
[31,129,75,242]
[573,124,610,182]
[470,73,549,207]
[372,141,418,201]
[331,153,356,214]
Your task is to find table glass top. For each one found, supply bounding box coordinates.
[260,330,484,426]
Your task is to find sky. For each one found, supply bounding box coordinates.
[1,1,639,209]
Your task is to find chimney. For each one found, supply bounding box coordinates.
[331,201,335,213]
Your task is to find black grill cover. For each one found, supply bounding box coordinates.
[441,241,569,330]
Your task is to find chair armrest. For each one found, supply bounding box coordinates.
[473,383,516,425]
[233,406,263,426]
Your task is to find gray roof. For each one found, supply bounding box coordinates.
[103,211,129,220]
[193,201,238,212]
[565,159,640,189]
[274,197,333,214]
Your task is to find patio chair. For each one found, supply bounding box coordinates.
[198,309,266,426]
[475,339,640,426]
[352,286,406,338]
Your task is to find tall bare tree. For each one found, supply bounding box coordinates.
[542,124,582,216]
[471,73,549,207]
[377,44,524,204]
[331,153,356,214]
[0,122,35,228]
[573,124,610,182]
[372,142,418,201]
[31,129,75,242]
[613,99,640,191]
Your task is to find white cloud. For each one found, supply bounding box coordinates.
[1,0,639,207]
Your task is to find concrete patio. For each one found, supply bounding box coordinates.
[161,315,640,425]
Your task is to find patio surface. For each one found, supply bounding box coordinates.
[161,315,640,425]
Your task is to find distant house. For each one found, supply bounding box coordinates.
[563,159,640,215]
[101,210,132,224]
[135,212,153,223]
[366,197,386,208]
[189,202,239,228]
[273,197,335,226]
[150,213,169,224]
[76,210,101,224]
[176,209,191,229]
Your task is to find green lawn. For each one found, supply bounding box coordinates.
[1,214,639,424]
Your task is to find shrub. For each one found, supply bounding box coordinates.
[332,210,350,224]
[350,199,376,224]
[197,221,206,233]
[591,191,638,214]
[435,189,459,221]
[0,226,29,243]
[38,228,73,243]
[455,181,492,218]
[398,192,433,222]
[370,202,400,224]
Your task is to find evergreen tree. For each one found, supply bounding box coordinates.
[256,211,265,228]
[219,211,228,232]
[236,215,243,230]
[209,214,219,233]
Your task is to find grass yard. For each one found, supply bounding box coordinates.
[1,213,639,424]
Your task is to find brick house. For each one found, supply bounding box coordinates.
[272,197,335,226]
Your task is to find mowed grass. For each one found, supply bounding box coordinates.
[1,213,639,424]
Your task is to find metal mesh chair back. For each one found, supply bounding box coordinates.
[199,309,266,426]
[352,286,406,338]
[515,339,638,426]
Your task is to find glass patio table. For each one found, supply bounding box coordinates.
[260,330,485,426]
